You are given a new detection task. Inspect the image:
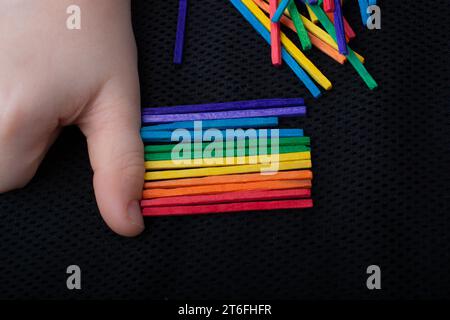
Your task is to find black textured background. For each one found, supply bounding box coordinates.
[0,0,449,299]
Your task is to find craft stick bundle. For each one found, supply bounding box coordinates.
[140,98,314,217]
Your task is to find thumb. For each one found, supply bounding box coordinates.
[79,85,145,237]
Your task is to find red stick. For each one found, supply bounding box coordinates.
[323,0,335,13]
[141,188,311,207]
[142,199,313,216]
[341,16,356,40]
[269,0,282,66]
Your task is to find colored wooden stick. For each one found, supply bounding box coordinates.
[145,145,309,161]
[143,179,312,199]
[308,32,345,64]
[240,0,332,91]
[145,151,311,170]
[306,3,377,89]
[323,0,335,12]
[142,98,304,115]
[288,1,312,50]
[141,188,311,207]
[142,199,314,216]
[358,0,369,26]
[144,170,313,189]
[269,0,282,66]
[141,128,304,142]
[271,0,291,22]
[230,0,321,97]
[141,117,278,131]
[173,0,187,64]
[144,136,310,153]
[146,144,309,161]
[333,0,347,54]
[368,0,377,5]
[306,5,319,23]
[142,106,306,123]
[326,12,356,40]
[145,160,312,180]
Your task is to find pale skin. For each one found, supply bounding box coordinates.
[0,0,145,236]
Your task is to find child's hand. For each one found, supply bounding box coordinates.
[0,0,145,236]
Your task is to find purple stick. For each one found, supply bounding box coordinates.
[173,0,187,64]
[142,98,305,115]
[142,106,306,123]
[334,0,348,55]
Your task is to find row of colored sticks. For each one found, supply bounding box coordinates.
[173,0,378,98]
[140,98,313,216]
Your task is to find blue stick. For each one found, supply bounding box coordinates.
[333,0,348,55]
[142,117,279,131]
[173,0,187,64]
[271,0,291,23]
[229,0,321,98]
[357,0,369,26]
[142,129,304,142]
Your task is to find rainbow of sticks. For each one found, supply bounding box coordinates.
[173,0,378,98]
[141,98,313,217]
[157,0,380,216]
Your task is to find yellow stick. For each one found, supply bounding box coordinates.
[145,151,311,170]
[306,5,319,23]
[145,160,312,180]
[242,0,332,90]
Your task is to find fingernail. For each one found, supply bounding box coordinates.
[127,200,145,229]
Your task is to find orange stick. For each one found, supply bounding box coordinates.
[144,170,313,189]
[254,0,346,64]
[143,180,312,199]
[308,32,346,64]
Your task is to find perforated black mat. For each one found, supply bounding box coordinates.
[0,0,449,299]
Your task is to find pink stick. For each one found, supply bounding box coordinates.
[269,0,282,66]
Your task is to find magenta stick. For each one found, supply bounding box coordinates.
[142,98,305,115]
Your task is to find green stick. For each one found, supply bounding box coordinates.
[288,1,312,51]
[144,136,310,153]
[145,145,310,161]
